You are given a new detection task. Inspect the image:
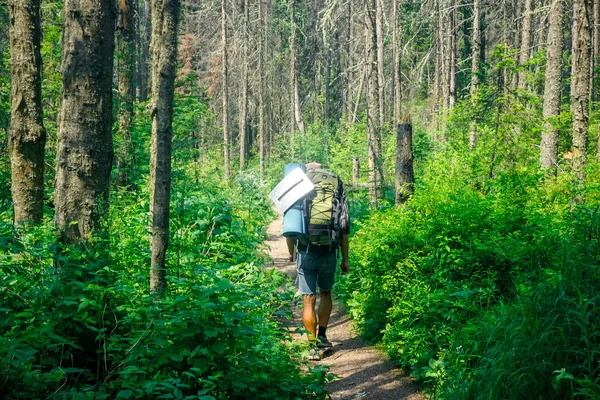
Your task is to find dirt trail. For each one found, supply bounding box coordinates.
[265,210,423,400]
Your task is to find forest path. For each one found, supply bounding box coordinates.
[264,209,423,400]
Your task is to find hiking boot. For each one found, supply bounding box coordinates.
[308,348,321,361]
[317,335,333,348]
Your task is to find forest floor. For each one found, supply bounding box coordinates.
[265,210,424,400]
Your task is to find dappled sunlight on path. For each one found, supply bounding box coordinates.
[265,209,423,400]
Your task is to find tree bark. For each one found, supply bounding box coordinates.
[393,0,402,126]
[593,0,599,102]
[258,0,265,177]
[433,0,441,129]
[571,0,592,183]
[149,0,179,294]
[54,0,115,243]
[290,0,296,146]
[138,0,151,101]
[221,0,231,179]
[366,0,381,206]
[239,0,249,171]
[116,0,136,186]
[469,0,480,149]
[395,118,414,204]
[9,0,46,225]
[517,0,533,90]
[376,0,385,125]
[449,0,456,109]
[540,0,564,171]
[352,155,360,185]
[343,0,352,118]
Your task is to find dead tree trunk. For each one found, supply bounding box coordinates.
[149,0,179,294]
[366,0,380,206]
[259,0,265,177]
[395,118,414,204]
[8,0,46,225]
[343,0,352,118]
[221,0,231,179]
[593,0,599,102]
[376,0,385,125]
[54,0,115,243]
[138,0,151,101]
[352,156,360,185]
[290,0,296,146]
[517,0,533,90]
[540,0,564,172]
[433,0,441,131]
[239,0,249,171]
[469,0,480,150]
[393,0,402,126]
[449,0,457,109]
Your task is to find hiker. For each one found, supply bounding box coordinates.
[286,162,350,360]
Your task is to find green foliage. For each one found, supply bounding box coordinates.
[0,169,327,399]
[337,148,600,399]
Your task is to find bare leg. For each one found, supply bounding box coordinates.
[318,289,333,329]
[302,294,317,340]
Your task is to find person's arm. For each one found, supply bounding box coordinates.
[286,237,295,261]
[340,234,349,274]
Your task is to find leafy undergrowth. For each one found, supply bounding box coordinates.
[337,152,600,399]
[0,171,329,399]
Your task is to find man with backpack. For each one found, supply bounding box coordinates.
[286,162,350,361]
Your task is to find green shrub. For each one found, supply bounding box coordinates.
[337,150,600,398]
[0,173,328,399]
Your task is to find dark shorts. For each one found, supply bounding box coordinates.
[296,250,337,295]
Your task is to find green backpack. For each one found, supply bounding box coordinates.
[301,168,342,251]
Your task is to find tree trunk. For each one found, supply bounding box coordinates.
[365,0,383,205]
[469,0,480,150]
[54,0,115,243]
[8,0,46,226]
[593,0,599,101]
[290,0,296,146]
[366,0,378,205]
[258,0,265,177]
[395,118,414,204]
[442,1,450,111]
[449,0,456,109]
[324,49,331,123]
[376,0,385,125]
[294,79,306,134]
[517,0,533,90]
[239,0,249,171]
[352,155,360,185]
[503,0,511,91]
[393,0,402,125]
[343,0,352,118]
[138,0,151,101]
[571,0,592,183]
[433,0,441,128]
[221,0,230,179]
[149,0,179,294]
[116,0,136,186]
[540,0,564,171]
